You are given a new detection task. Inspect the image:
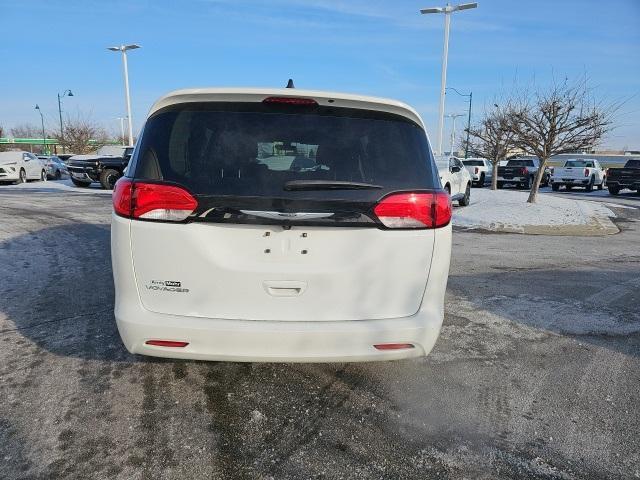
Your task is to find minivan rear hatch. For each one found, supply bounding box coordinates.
[129,98,439,321]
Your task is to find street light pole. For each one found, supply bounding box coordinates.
[420,2,478,155]
[107,44,140,146]
[35,104,46,154]
[57,89,74,154]
[446,113,465,156]
[446,87,473,158]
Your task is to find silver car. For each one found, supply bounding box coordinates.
[38,156,69,180]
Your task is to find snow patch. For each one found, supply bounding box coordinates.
[453,189,617,235]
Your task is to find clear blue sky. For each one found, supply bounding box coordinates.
[1,0,639,149]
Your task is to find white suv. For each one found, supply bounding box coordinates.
[111,88,452,362]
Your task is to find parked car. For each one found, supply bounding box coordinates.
[607,159,640,195]
[497,158,550,189]
[38,155,69,180]
[111,87,452,362]
[462,157,492,187]
[0,151,47,184]
[434,156,471,205]
[67,145,134,189]
[551,159,606,192]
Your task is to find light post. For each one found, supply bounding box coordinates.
[34,104,46,154]
[116,117,126,145]
[446,113,465,156]
[420,2,478,155]
[57,89,73,154]
[446,87,473,158]
[107,44,140,146]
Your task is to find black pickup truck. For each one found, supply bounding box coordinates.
[607,159,640,195]
[67,146,134,189]
[497,158,550,189]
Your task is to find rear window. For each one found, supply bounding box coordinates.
[132,103,436,198]
[506,159,534,167]
[463,160,484,166]
[624,159,640,168]
[565,160,594,167]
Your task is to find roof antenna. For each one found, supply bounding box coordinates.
[286,78,295,88]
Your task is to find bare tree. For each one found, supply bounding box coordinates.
[10,123,42,138]
[0,125,6,152]
[508,79,615,203]
[463,103,516,190]
[53,116,110,154]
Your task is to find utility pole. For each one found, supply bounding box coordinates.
[57,89,73,154]
[420,2,478,155]
[108,44,140,145]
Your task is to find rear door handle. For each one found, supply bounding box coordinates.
[263,281,307,297]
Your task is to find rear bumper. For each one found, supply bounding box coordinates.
[115,304,442,362]
[607,180,640,189]
[552,178,590,185]
[497,176,525,183]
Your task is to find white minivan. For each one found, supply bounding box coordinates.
[111,88,452,362]
[0,151,48,184]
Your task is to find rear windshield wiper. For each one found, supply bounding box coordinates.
[284,180,382,191]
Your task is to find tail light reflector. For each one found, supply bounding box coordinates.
[373,192,451,229]
[584,168,590,177]
[113,179,197,222]
[374,343,415,351]
[145,340,189,348]
[263,96,318,106]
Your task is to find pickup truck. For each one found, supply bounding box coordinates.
[497,158,550,189]
[551,159,606,192]
[462,157,492,187]
[67,145,134,189]
[607,159,640,195]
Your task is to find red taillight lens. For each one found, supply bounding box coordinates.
[263,96,318,106]
[145,340,189,348]
[373,192,452,229]
[520,167,528,175]
[584,168,590,177]
[112,180,198,222]
[475,167,479,174]
[113,178,133,217]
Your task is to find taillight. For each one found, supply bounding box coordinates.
[263,96,318,106]
[373,192,452,229]
[584,168,590,177]
[520,167,528,175]
[474,167,479,174]
[112,178,133,217]
[112,179,198,222]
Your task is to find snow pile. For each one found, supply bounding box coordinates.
[453,188,617,235]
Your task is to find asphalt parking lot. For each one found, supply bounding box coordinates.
[1,182,639,480]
